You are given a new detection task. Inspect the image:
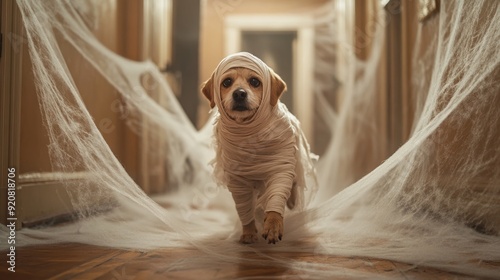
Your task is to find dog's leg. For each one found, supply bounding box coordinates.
[262,211,283,244]
[240,220,258,244]
[261,176,293,244]
[229,184,258,244]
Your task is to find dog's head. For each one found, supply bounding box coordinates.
[201,52,287,123]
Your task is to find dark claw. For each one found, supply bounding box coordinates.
[279,235,282,241]
[262,234,268,239]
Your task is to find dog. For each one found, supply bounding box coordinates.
[201,52,317,244]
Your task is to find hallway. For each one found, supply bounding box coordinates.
[2,0,500,278]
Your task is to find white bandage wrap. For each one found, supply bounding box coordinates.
[210,52,318,225]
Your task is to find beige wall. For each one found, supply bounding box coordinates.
[19,0,172,189]
[19,0,126,175]
[19,0,144,178]
[1,0,173,227]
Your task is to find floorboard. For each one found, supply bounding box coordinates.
[1,242,474,279]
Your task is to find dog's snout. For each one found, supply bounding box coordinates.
[233,89,247,102]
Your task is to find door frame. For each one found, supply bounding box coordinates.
[1,0,23,228]
[224,14,315,144]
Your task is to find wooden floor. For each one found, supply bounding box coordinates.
[1,243,473,279]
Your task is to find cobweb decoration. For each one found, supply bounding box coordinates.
[1,0,499,278]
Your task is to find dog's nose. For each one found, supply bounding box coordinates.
[232,89,247,102]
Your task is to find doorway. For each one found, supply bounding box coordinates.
[224,14,315,144]
[240,31,296,113]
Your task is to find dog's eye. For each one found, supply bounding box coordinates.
[249,77,261,88]
[222,78,232,88]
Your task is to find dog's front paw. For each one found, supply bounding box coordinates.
[262,211,283,244]
[239,220,258,244]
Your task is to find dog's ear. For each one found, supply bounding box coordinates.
[270,69,287,107]
[201,72,216,109]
